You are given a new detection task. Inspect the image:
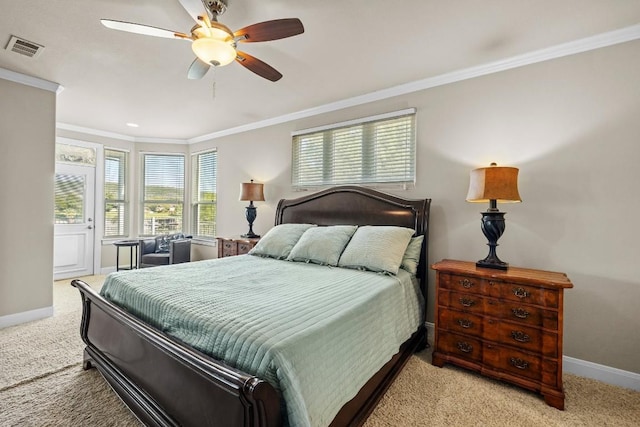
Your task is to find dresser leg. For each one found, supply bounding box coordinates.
[543,392,565,410]
[432,352,445,368]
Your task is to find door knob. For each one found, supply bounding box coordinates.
[87,225,93,230]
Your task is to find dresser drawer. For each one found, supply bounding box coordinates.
[483,344,543,382]
[237,242,253,255]
[437,331,483,362]
[500,281,558,308]
[221,241,238,257]
[484,320,558,357]
[486,301,559,329]
[438,290,487,314]
[438,308,484,338]
[440,273,500,298]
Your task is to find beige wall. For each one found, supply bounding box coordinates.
[0,78,56,317]
[52,40,639,373]
[190,41,640,374]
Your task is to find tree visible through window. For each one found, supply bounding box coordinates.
[104,149,128,237]
[142,154,184,235]
[192,150,217,238]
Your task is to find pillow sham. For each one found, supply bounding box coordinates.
[248,223,316,259]
[287,225,357,266]
[400,235,424,275]
[338,226,415,275]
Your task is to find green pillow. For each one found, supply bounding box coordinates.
[287,225,358,266]
[400,235,424,275]
[338,226,415,275]
[248,223,316,259]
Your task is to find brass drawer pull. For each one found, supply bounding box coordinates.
[457,318,473,329]
[513,287,530,299]
[459,278,474,289]
[459,297,476,307]
[457,342,473,353]
[511,331,531,343]
[510,357,529,370]
[512,308,530,319]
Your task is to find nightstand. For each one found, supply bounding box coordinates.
[431,259,573,410]
[216,236,259,258]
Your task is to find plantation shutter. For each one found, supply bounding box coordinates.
[143,154,184,203]
[104,149,128,237]
[291,108,416,189]
[142,154,185,235]
[192,150,217,238]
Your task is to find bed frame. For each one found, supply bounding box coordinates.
[72,186,431,427]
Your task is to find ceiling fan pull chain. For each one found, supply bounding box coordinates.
[211,67,216,100]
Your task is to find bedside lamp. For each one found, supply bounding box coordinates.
[466,163,521,270]
[239,179,265,238]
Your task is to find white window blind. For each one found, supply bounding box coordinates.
[142,153,185,236]
[292,108,416,189]
[192,150,217,238]
[104,149,128,237]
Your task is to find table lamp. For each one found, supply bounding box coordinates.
[239,179,265,238]
[466,163,521,270]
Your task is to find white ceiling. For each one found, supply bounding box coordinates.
[1,0,639,141]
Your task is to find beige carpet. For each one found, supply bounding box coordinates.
[1,276,639,426]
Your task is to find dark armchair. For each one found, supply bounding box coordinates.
[138,233,192,268]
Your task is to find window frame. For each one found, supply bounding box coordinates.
[291,108,416,190]
[140,152,186,237]
[103,148,129,238]
[191,149,218,240]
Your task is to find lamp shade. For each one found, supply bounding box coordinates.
[466,163,521,203]
[239,180,265,202]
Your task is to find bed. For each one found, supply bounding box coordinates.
[72,185,431,427]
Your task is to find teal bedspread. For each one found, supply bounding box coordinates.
[101,255,423,427]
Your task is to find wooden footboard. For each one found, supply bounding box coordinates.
[73,279,281,427]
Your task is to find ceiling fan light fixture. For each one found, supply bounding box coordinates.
[192,37,236,66]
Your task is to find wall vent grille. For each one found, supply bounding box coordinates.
[5,35,45,58]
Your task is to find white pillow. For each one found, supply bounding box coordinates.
[287,225,357,266]
[338,226,415,275]
[248,223,316,259]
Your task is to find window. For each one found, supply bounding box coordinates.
[142,153,185,235]
[291,108,416,189]
[55,174,85,224]
[104,149,128,237]
[191,150,217,238]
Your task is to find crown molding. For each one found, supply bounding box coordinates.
[56,123,189,144]
[0,67,63,94]
[55,23,640,144]
[191,23,640,143]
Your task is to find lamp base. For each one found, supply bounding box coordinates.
[241,232,260,239]
[476,258,508,270]
[477,209,509,270]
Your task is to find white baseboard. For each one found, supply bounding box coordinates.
[563,356,640,391]
[0,306,53,329]
[424,322,640,391]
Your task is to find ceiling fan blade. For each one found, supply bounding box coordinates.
[235,51,282,82]
[234,18,304,43]
[177,0,207,24]
[101,19,191,40]
[187,58,211,80]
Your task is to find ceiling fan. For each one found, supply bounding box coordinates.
[100,0,304,82]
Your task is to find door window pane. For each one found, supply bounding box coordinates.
[55,174,85,224]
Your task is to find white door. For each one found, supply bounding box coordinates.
[54,163,95,279]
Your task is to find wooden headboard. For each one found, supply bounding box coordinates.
[275,185,431,293]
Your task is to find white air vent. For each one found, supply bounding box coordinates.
[6,35,45,58]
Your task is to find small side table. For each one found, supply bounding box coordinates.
[216,236,259,258]
[114,240,139,271]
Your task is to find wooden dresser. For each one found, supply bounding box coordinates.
[431,259,573,409]
[216,236,259,258]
